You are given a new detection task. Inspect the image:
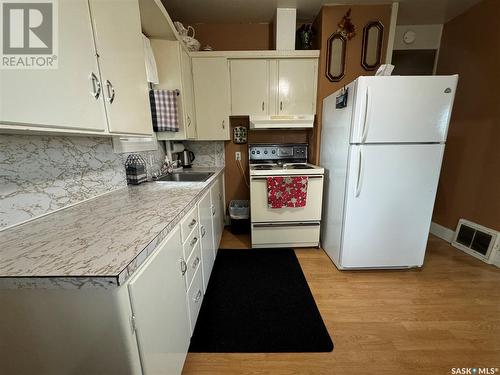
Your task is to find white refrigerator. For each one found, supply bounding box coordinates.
[320,75,458,269]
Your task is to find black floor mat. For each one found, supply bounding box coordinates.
[189,249,334,353]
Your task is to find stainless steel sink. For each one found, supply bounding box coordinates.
[155,172,214,182]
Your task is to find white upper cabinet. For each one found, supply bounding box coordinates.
[0,0,106,133]
[0,0,152,136]
[89,0,152,136]
[192,57,230,140]
[151,40,196,141]
[230,59,269,116]
[180,49,197,139]
[226,57,318,118]
[278,59,317,116]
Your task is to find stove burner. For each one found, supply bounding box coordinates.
[285,164,314,170]
[253,165,273,170]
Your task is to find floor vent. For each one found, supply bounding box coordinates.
[452,219,499,263]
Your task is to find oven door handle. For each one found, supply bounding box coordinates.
[253,222,320,228]
[250,176,323,180]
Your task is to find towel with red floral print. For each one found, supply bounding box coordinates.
[266,176,309,209]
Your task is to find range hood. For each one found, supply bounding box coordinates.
[249,115,314,129]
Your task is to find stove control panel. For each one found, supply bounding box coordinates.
[249,144,308,163]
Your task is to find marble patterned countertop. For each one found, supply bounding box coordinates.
[0,167,224,289]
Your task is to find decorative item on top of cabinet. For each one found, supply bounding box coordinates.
[326,32,347,82]
[296,24,314,50]
[361,21,384,71]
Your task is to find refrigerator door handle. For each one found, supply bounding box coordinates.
[361,87,371,142]
[355,147,364,197]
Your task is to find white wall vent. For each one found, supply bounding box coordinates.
[452,219,500,264]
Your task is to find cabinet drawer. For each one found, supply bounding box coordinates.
[187,265,204,335]
[251,222,320,247]
[185,240,202,291]
[183,223,200,260]
[181,206,199,242]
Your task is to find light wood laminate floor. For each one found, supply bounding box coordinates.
[183,229,500,375]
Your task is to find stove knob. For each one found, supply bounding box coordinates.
[264,150,268,154]
[272,150,276,154]
[257,151,261,154]
[251,151,255,155]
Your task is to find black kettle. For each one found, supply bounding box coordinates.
[180,150,195,167]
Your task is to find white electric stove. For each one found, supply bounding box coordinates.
[248,144,324,248]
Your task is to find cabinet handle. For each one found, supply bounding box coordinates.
[187,115,191,127]
[90,73,101,99]
[262,101,265,111]
[194,289,202,303]
[180,259,187,275]
[280,101,283,111]
[201,225,206,238]
[188,218,197,228]
[222,120,225,129]
[190,236,198,247]
[105,80,115,104]
[211,205,216,216]
[192,256,200,268]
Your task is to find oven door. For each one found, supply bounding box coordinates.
[250,175,324,222]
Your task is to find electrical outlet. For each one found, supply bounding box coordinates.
[235,151,241,161]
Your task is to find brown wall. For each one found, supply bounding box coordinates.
[432,0,500,231]
[224,117,308,209]
[309,5,392,163]
[192,23,272,51]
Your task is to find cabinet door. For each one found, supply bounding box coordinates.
[128,226,190,375]
[0,0,106,133]
[89,0,153,136]
[230,59,269,115]
[181,49,197,139]
[192,58,230,140]
[210,174,225,249]
[198,191,215,291]
[277,59,317,115]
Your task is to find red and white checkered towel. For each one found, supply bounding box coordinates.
[149,89,179,132]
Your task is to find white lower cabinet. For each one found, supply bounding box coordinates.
[198,190,215,291]
[210,173,225,248]
[0,173,225,375]
[128,226,190,375]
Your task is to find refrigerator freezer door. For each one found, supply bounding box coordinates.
[340,144,445,268]
[351,75,458,144]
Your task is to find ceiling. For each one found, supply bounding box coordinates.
[162,0,482,25]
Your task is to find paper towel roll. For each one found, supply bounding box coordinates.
[171,143,185,153]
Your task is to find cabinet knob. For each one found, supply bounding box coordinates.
[280,101,283,111]
[188,218,197,228]
[262,101,265,111]
[201,225,206,237]
[187,115,191,127]
[194,290,202,303]
[222,120,225,129]
[180,259,187,275]
[190,236,198,247]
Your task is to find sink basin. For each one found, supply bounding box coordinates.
[155,172,214,182]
